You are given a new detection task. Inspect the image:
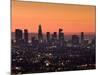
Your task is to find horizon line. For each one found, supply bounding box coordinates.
[11,31,96,34]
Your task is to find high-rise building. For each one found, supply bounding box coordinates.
[15,29,23,43]
[24,29,28,43]
[46,32,51,42]
[59,28,64,41]
[53,32,57,39]
[52,32,57,41]
[80,32,84,43]
[59,28,62,39]
[72,35,79,44]
[60,32,64,40]
[38,24,43,40]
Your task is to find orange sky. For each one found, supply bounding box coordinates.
[12,0,96,33]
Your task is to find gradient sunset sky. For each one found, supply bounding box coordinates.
[12,0,96,34]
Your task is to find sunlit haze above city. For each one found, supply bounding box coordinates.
[12,0,96,34]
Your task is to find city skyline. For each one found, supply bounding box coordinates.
[12,25,95,36]
[12,25,95,42]
[11,23,96,74]
[12,0,96,33]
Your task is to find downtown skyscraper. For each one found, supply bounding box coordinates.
[38,24,43,41]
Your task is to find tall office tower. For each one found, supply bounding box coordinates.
[60,32,64,41]
[53,32,57,39]
[80,32,84,43]
[46,32,51,42]
[72,35,79,44]
[24,29,28,43]
[59,28,64,41]
[52,32,57,41]
[59,28,63,34]
[38,24,43,40]
[15,29,23,43]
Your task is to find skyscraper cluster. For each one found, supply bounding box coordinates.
[15,25,67,44]
[15,29,28,44]
[15,24,85,46]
